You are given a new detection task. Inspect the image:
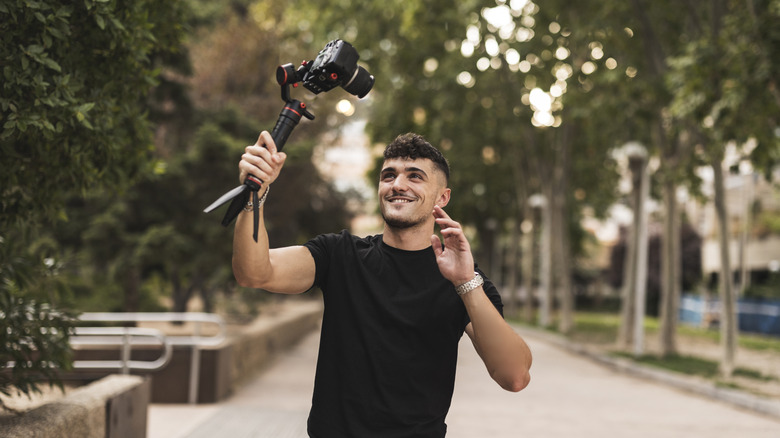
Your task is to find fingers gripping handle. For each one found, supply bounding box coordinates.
[214,100,314,239]
[240,99,313,204]
[245,100,314,191]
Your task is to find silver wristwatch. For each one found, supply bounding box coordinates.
[455,272,484,295]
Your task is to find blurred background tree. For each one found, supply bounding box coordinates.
[1,0,190,407]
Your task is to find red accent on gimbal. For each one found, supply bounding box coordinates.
[285,106,302,118]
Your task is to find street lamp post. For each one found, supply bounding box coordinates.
[625,142,649,357]
[528,193,551,327]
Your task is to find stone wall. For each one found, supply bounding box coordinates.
[0,375,149,438]
[1,300,323,437]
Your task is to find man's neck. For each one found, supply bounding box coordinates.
[382,224,434,251]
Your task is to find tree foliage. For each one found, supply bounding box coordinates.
[0,0,189,405]
[26,1,358,317]
[1,0,189,227]
[0,292,74,411]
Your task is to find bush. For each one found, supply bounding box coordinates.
[0,235,75,412]
[0,290,75,411]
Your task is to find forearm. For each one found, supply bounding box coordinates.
[462,288,532,392]
[232,189,272,288]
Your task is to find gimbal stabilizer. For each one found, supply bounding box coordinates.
[203,40,373,242]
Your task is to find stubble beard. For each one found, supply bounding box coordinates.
[380,202,429,231]
[382,212,426,230]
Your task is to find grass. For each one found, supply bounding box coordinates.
[563,311,780,354]
[512,311,780,385]
[611,351,776,381]
[612,352,719,377]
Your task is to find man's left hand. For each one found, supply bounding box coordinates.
[431,205,475,286]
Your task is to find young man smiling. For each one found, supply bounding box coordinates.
[232,131,532,438]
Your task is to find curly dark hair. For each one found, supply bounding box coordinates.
[383,133,450,183]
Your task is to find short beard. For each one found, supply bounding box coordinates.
[380,209,427,230]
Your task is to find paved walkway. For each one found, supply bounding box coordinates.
[149,327,780,438]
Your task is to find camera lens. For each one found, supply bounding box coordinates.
[343,66,375,99]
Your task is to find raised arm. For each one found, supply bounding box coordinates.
[431,205,532,392]
[232,131,316,294]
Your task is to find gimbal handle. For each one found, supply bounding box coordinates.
[204,63,318,242]
[213,99,315,236]
[270,99,315,153]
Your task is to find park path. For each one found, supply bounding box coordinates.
[149,326,780,438]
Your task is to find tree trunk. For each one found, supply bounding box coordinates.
[553,133,573,334]
[738,173,753,292]
[712,156,738,378]
[171,267,193,314]
[509,132,535,323]
[617,220,637,349]
[632,160,650,357]
[123,264,141,313]
[659,178,681,357]
[199,287,214,314]
[522,203,537,323]
[506,218,521,318]
[538,184,553,328]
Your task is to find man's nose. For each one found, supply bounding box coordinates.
[391,175,409,191]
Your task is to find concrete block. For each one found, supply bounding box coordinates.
[0,375,149,438]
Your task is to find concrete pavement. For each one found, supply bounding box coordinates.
[149,327,780,438]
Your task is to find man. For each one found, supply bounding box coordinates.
[233,131,532,438]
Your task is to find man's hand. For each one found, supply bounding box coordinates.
[431,205,475,286]
[238,131,287,186]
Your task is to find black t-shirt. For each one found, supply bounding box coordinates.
[304,230,503,438]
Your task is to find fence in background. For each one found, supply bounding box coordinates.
[679,295,780,336]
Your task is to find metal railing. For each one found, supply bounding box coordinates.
[71,326,172,374]
[77,312,227,404]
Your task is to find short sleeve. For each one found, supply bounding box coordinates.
[303,231,345,289]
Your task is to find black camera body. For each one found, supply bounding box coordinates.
[276,39,374,99]
[301,40,374,98]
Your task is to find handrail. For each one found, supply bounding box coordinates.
[71,327,172,373]
[78,312,226,346]
[5,327,172,375]
[77,312,227,404]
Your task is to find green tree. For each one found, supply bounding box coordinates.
[143,3,356,313]
[665,0,780,377]
[0,229,76,412]
[48,1,358,316]
[1,0,187,226]
[598,0,693,356]
[276,1,629,332]
[1,0,189,405]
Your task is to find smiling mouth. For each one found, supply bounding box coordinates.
[389,198,414,203]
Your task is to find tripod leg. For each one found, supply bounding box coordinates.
[252,190,260,242]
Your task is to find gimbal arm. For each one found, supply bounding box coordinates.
[203,78,314,242]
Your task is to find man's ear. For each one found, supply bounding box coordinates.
[437,188,451,208]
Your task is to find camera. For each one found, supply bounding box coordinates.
[301,40,374,98]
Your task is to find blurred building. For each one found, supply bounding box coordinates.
[690,166,780,291]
